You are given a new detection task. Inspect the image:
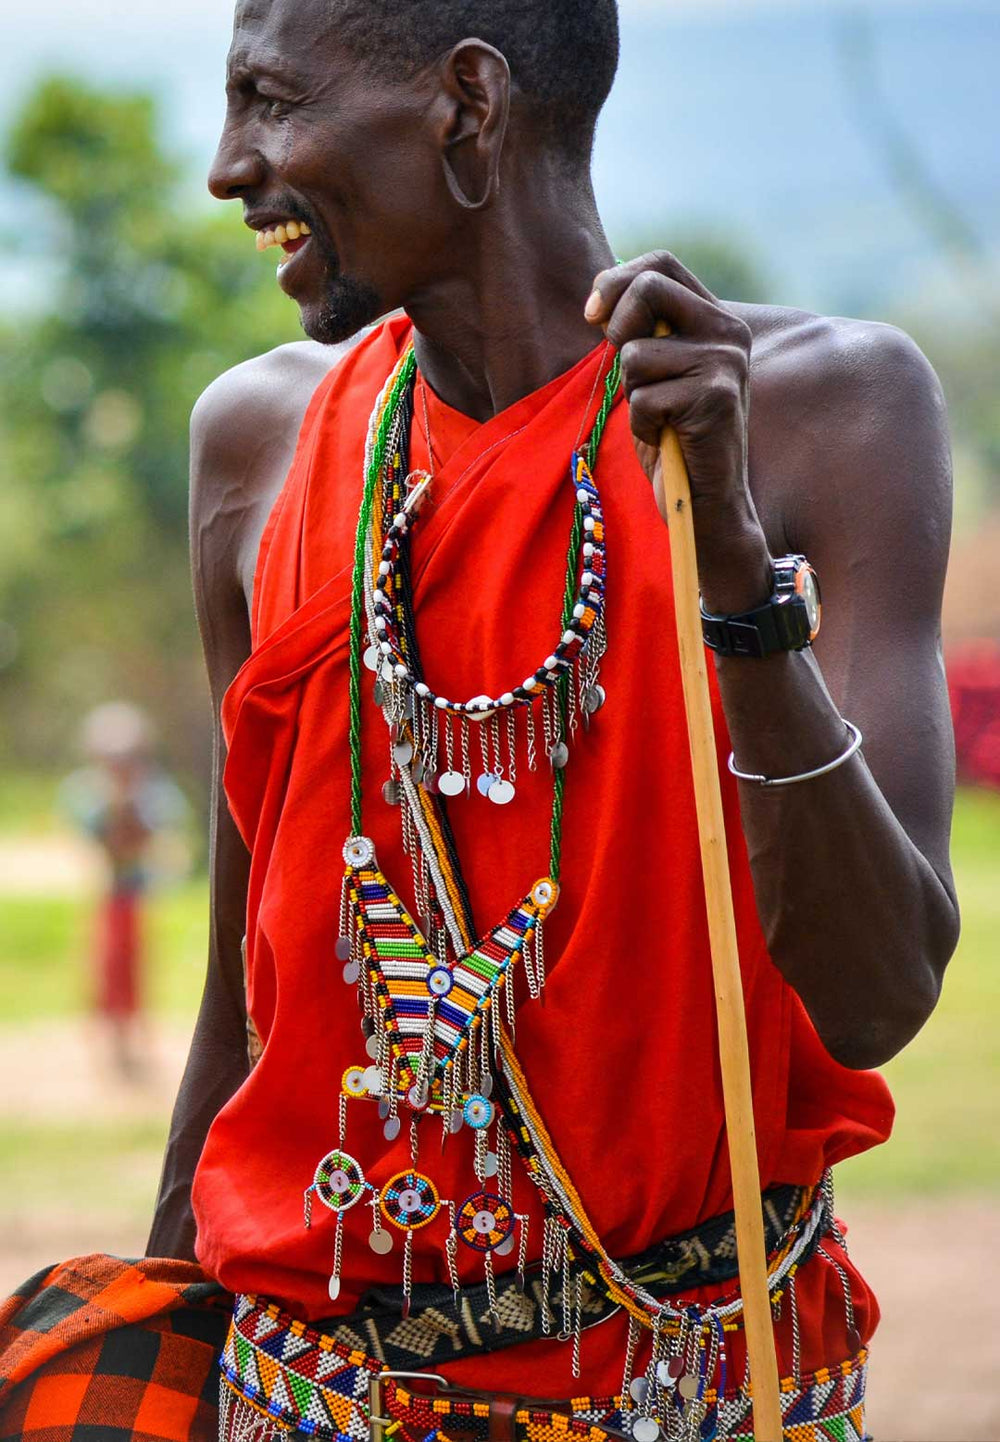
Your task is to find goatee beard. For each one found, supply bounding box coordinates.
[304,274,384,345]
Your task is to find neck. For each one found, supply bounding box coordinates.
[406,163,615,421]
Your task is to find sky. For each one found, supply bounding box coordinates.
[1,1,997,317]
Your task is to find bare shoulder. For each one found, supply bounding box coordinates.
[190,338,338,468]
[190,338,356,609]
[737,301,944,414]
[732,302,950,555]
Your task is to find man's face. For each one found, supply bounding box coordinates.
[209,0,446,342]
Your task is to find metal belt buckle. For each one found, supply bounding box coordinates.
[368,1371,448,1442]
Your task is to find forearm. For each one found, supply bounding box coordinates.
[147,971,249,1261]
[714,637,958,1069]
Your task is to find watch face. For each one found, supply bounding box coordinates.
[796,566,822,637]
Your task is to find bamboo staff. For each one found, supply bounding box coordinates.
[655,324,783,1440]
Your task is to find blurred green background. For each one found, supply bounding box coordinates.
[0,4,998,1438]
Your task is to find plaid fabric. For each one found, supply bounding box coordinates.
[0,1255,231,1442]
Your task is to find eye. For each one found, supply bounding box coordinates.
[260,95,291,120]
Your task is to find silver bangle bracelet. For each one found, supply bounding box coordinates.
[728,721,863,788]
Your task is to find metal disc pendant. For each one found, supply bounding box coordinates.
[478,1071,494,1098]
[342,960,360,986]
[483,1151,499,1178]
[365,1034,380,1060]
[362,1064,383,1092]
[656,1360,677,1387]
[494,1232,516,1257]
[377,1097,390,1119]
[383,1114,401,1142]
[632,1419,660,1442]
[678,1375,700,1401]
[422,770,440,795]
[382,779,400,806]
[476,772,498,797]
[361,1016,376,1040]
[411,758,425,784]
[327,1275,341,1302]
[488,779,515,806]
[408,1081,430,1111]
[629,1377,649,1404]
[373,678,387,707]
[335,936,352,962]
[438,770,466,797]
[393,739,413,767]
[549,741,569,770]
[448,1109,464,1134]
[380,659,396,683]
[363,645,380,673]
[583,684,606,715]
[368,1228,393,1255]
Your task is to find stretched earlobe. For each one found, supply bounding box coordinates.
[441,146,501,212]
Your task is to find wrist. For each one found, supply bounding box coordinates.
[697,526,773,615]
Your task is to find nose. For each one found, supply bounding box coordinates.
[207,119,265,201]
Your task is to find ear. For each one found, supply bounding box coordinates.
[435,40,511,211]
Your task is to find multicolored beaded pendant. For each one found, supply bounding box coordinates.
[304,344,618,1317]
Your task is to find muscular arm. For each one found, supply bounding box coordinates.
[591,256,959,1071]
[715,321,958,1069]
[147,342,340,1260]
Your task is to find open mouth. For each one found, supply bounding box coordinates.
[255,220,313,261]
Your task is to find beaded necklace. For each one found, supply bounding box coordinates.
[306,342,620,1316]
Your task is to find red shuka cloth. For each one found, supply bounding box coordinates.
[192,317,894,1395]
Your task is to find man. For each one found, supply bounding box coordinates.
[0,1,958,1438]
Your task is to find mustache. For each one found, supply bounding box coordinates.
[246,192,322,236]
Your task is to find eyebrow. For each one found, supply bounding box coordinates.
[226,53,304,90]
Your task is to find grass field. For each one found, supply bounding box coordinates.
[1,780,997,1253]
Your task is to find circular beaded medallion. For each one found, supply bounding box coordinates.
[462,1094,494,1130]
[427,966,453,998]
[530,878,559,910]
[379,1170,440,1230]
[455,1191,515,1253]
[343,836,375,868]
[312,1150,366,1213]
[341,1066,368,1098]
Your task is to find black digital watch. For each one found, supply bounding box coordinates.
[700,555,822,659]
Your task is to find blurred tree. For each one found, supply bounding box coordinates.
[616,228,773,305]
[0,77,298,800]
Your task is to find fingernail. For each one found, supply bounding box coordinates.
[584,290,603,321]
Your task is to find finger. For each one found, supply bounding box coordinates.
[603,270,745,350]
[585,249,717,325]
[619,335,737,397]
[627,374,742,448]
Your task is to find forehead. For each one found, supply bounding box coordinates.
[228,0,340,79]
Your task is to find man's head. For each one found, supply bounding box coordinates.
[209,0,619,343]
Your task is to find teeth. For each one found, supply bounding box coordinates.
[255,220,311,252]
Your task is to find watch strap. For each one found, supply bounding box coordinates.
[701,558,814,658]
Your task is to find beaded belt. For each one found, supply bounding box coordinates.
[218,1181,851,1441]
[218,1296,868,1442]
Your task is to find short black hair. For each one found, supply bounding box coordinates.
[332,0,620,164]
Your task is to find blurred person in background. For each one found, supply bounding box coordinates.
[61,702,189,1081]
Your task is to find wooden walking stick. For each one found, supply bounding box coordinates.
[655,326,783,1441]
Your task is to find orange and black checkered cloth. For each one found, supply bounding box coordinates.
[0,1255,232,1442]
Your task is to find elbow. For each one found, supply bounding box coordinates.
[816,902,959,1071]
